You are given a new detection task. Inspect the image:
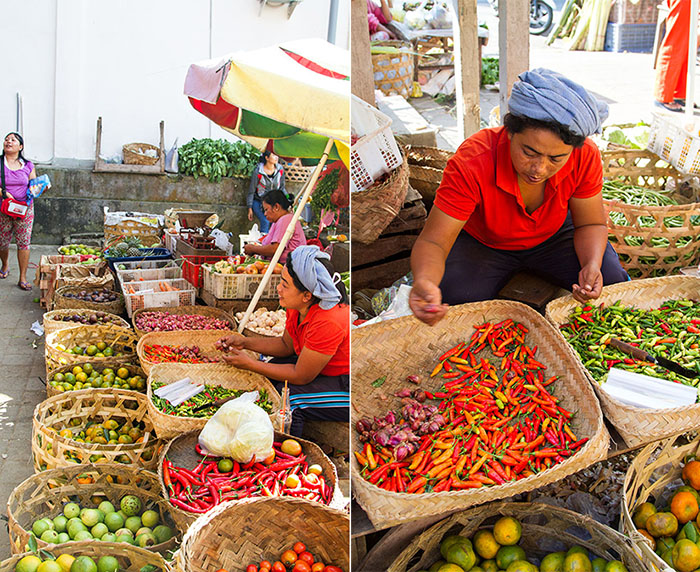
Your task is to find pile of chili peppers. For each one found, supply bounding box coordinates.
[143,344,218,364]
[355,319,588,494]
[151,382,273,417]
[560,299,700,384]
[162,442,333,514]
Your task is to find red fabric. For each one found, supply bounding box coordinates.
[434,126,602,250]
[285,304,349,376]
[282,49,349,80]
[655,0,690,103]
[188,96,240,129]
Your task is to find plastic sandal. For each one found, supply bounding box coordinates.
[0,270,9,279]
[17,281,32,291]
[654,100,683,113]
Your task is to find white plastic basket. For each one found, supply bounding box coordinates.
[116,265,182,285]
[202,268,281,300]
[350,95,403,193]
[112,259,179,272]
[121,278,196,317]
[163,231,178,253]
[647,111,700,175]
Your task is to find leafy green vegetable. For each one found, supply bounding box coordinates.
[178,138,260,183]
[371,375,387,388]
[310,168,341,220]
[481,56,499,86]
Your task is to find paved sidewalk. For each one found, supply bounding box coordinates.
[0,244,58,556]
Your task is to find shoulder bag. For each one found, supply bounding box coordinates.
[0,156,29,219]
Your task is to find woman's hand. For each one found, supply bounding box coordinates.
[409,278,449,326]
[248,208,254,222]
[243,243,258,255]
[215,333,247,352]
[220,348,255,370]
[572,264,603,303]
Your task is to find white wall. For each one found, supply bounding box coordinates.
[0,0,349,163]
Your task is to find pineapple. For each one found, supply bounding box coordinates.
[126,247,141,257]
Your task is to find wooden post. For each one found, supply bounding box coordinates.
[454,0,481,139]
[351,0,375,105]
[498,0,530,120]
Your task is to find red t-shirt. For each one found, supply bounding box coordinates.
[285,304,349,376]
[434,126,603,250]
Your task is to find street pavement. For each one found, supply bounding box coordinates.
[0,244,59,556]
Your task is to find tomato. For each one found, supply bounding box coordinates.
[281,550,298,566]
[281,439,302,456]
[323,567,344,572]
[293,542,306,554]
[271,563,286,572]
[298,552,314,565]
[311,564,325,572]
[260,562,272,570]
[292,562,311,572]
[246,566,258,572]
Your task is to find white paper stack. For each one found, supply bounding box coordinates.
[153,377,205,406]
[601,368,698,409]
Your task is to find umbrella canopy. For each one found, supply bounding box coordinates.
[184,38,350,165]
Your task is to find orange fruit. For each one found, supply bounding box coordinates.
[673,492,700,524]
[647,512,679,538]
[637,529,655,550]
[683,461,700,490]
[632,502,657,529]
[281,439,303,456]
[672,538,700,572]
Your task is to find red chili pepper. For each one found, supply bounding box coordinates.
[170,498,210,513]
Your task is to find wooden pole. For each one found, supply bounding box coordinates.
[237,138,335,332]
[351,0,375,105]
[454,0,481,138]
[499,0,530,120]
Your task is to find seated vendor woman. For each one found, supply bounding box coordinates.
[409,68,629,326]
[243,189,306,264]
[217,245,349,437]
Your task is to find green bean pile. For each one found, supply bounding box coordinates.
[602,180,700,276]
[560,298,700,387]
[151,381,273,417]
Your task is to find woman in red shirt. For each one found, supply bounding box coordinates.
[410,69,628,326]
[218,245,349,436]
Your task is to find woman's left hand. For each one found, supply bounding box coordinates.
[220,348,255,369]
[243,243,258,255]
[572,264,602,303]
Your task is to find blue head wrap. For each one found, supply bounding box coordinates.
[507,68,609,138]
[289,245,341,310]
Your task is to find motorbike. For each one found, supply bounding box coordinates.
[487,0,556,36]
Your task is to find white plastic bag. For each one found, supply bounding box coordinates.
[198,391,274,463]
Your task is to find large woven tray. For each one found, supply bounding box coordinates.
[132,305,235,338]
[43,309,130,336]
[44,324,138,377]
[545,275,700,447]
[0,541,168,571]
[621,433,699,572]
[174,497,349,572]
[157,431,340,530]
[352,300,609,529]
[53,284,125,315]
[46,360,145,398]
[32,389,161,472]
[136,330,234,375]
[7,464,181,555]
[387,502,646,572]
[146,362,282,440]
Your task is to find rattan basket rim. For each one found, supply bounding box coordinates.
[132,305,235,338]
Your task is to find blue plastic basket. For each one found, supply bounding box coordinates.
[604,23,656,53]
[105,248,172,272]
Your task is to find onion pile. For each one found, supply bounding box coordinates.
[235,308,286,336]
[135,311,232,333]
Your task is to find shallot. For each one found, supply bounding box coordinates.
[135,311,232,333]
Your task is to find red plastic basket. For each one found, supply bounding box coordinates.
[182,254,228,288]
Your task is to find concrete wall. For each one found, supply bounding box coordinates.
[0,0,350,163]
[32,167,307,245]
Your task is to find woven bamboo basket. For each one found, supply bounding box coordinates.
[132,305,235,338]
[8,464,181,555]
[351,145,409,245]
[387,502,646,572]
[0,541,169,571]
[406,145,451,202]
[372,40,414,98]
[32,389,161,472]
[157,431,340,530]
[104,222,162,247]
[52,274,115,307]
[621,433,700,572]
[43,309,130,336]
[352,300,609,529]
[174,497,348,572]
[44,324,138,377]
[46,361,146,397]
[146,362,282,440]
[137,330,249,375]
[545,275,700,447]
[123,142,160,166]
[53,284,125,315]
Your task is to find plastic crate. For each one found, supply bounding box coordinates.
[647,112,700,175]
[105,248,172,272]
[181,254,228,289]
[202,267,281,300]
[121,278,196,317]
[163,231,178,253]
[116,265,182,285]
[604,22,656,53]
[350,95,403,193]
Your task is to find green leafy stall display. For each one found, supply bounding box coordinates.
[178,139,260,183]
